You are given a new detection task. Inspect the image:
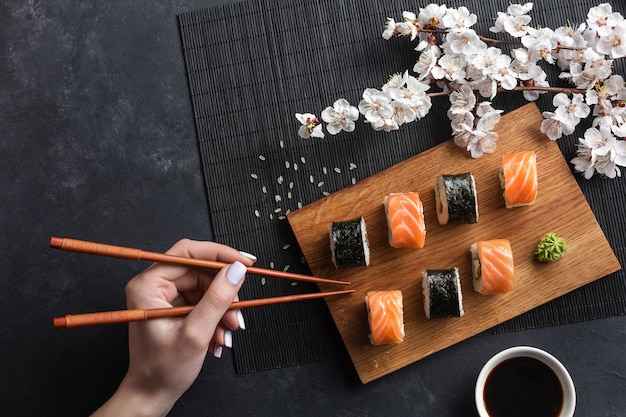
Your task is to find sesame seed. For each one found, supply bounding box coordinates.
[297,202,303,209]
[334,167,341,173]
[284,265,290,272]
[309,175,314,183]
[349,162,357,170]
[285,161,290,169]
[352,177,356,184]
[323,167,327,174]
[262,186,267,193]
[283,244,291,249]
[269,213,273,220]
[261,277,266,285]
[291,281,297,286]
[293,163,298,171]
[285,209,291,215]
[289,181,294,189]
[270,261,275,269]
[317,181,324,187]
[287,191,292,199]
[280,140,284,148]
[278,215,286,220]
[259,155,266,161]
[275,195,282,202]
[251,173,259,179]
[274,207,282,213]
[301,156,306,164]
[254,210,260,217]
[277,175,284,184]
[322,191,330,196]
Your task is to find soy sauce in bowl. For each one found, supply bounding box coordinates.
[484,356,563,417]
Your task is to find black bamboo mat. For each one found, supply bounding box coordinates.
[178,0,626,373]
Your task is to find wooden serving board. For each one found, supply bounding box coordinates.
[287,103,621,384]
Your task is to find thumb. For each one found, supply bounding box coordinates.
[183,261,247,346]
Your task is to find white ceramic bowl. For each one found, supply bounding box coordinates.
[475,346,576,417]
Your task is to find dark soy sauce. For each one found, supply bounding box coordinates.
[484,356,563,417]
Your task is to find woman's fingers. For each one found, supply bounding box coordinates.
[183,261,247,349]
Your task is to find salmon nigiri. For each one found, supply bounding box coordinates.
[366,290,404,345]
[471,239,515,295]
[500,151,537,208]
[384,192,426,248]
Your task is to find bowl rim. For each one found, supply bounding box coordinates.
[474,346,576,417]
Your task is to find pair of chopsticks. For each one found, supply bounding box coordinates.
[51,237,352,329]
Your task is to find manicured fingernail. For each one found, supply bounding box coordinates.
[237,310,246,330]
[224,330,233,348]
[226,261,246,285]
[239,251,257,262]
[213,345,223,358]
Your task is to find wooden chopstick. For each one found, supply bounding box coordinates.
[50,237,350,286]
[53,289,355,328]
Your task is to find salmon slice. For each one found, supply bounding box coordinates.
[471,239,515,295]
[500,151,537,208]
[384,192,426,248]
[366,290,404,345]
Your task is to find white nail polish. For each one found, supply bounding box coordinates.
[237,310,246,330]
[239,251,257,262]
[213,345,223,358]
[226,261,246,285]
[224,330,233,348]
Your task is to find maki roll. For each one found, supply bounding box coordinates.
[435,173,478,225]
[422,268,464,318]
[329,217,370,268]
[471,239,515,294]
[366,290,405,345]
[384,192,426,248]
[500,151,538,208]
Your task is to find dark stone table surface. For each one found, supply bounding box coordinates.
[1,1,624,416]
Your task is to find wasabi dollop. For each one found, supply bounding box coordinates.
[535,232,567,263]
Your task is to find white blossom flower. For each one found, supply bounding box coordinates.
[583,125,616,156]
[446,29,482,55]
[571,140,597,179]
[358,88,394,125]
[448,108,474,132]
[321,99,359,135]
[595,20,626,58]
[541,111,575,140]
[615,140,626,166]
[295,113,324,139]
[442,6,477,30]
[418,4,447,29]
[449,83,476,114]
[586,3,623,37]
[413,48,438,81]
[553,93,591,127]
[492,54,517,90]
[390,100,416,126]
[431,54,466,82]
[382,18,397,40]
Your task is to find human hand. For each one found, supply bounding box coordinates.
[92,239,255,417]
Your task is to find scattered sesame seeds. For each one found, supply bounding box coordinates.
[284,265,290,272]
[309,175,314,183]
[274,207,282,213]
[289,181,294,189]
[277,175,284,184]
[349,162,357,170]
[285,209,291,215]
[334,167,341,173]
[317,181,324,187]
[323,167,328,174]
[297,202,303,208]
[280,140,284,148]
[352,177,356,184]
[291,281,297,286]
[250,173,259,179]
[259,155,266,161]
[293,163,298,171]
[261,277,266,286]
[270,261,275,269]
[275,195,282,202]
[278,215,286,220]
[254,209,260,217]
[300,156,306,164]
[269,213,274,220]
[262,186,267,193]
[283,243,291,249]
[322,191,330,196]
[287,191,292,199]
[285,161,290,169]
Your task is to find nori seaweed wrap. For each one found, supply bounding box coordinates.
[329,217,370,269]
[435,173,478,224]
[422,268,464,318]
